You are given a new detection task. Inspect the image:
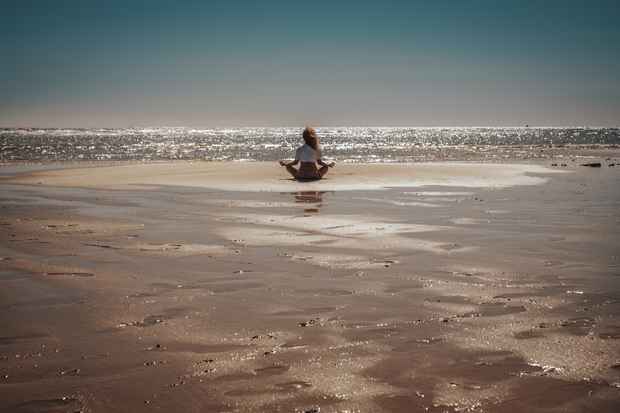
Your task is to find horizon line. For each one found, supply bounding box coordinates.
[1,125,618,130]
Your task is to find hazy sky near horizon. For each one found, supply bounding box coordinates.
[1,0,619,127]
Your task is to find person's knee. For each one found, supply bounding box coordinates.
[286,165,298,177]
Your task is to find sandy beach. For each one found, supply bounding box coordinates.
[1,160,619,412]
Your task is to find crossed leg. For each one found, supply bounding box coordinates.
[317,165,329,177]
[285,165,299,178]
[285,164,329,180]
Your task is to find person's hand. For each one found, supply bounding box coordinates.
[279,160,287,166]
[328,162,336,168]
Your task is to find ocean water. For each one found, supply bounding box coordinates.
[1,127,618,163]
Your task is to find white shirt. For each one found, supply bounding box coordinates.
[295,144,321,162]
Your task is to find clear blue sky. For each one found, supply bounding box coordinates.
[1,0,619,127]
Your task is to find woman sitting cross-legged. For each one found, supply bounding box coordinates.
[279,127,335,181]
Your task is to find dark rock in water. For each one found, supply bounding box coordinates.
[298,318,321,327]
[414,337,443,344]
[304,407,320,413]
[581,162,601,167]
[120,315,166,329]
[138,315,165,327]
[59,368,80,376]
[144,360,162,367]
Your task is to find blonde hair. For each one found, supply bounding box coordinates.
[302,127,319,151]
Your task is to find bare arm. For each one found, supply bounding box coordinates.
[317,158,335,167]
[279,159,299,167]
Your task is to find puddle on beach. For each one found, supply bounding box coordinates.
[11,397,82,413]
[0,333,49,345]
[218,212,461,262]
[145,341,246,354]
[0,270,31,281]
[254,364,290,377]
[468,302,528,317]
[514,329,546,339]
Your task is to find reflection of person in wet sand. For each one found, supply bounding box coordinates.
[294,191,324,213]
[279,127,335,180]
[294,191,324,204]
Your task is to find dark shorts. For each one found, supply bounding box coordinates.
[295,176,321,182]
[294,162,325,181]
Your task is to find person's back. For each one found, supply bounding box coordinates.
[295,143,320,163]
[279,127,335,180]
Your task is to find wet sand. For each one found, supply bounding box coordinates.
[0,160,619,412]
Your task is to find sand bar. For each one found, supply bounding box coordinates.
[4,161,563,191]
